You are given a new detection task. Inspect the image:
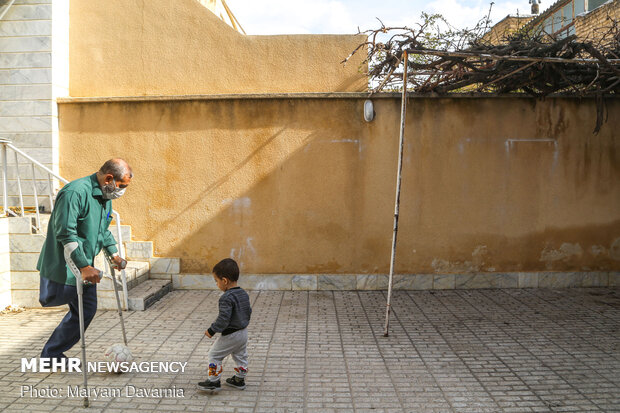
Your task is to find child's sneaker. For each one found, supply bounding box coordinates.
[197,379,221,391]
[225,376,246,390]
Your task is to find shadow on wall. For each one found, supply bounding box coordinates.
[58,97,620,274]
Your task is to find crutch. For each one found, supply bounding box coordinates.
[104,251,128,346]
[74,275,90,407]
[64,251,100,408]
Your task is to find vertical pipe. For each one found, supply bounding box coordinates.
[1,143,8,217]
[31,163,41,231]
[14,152,24,216]
[384,51,408,337]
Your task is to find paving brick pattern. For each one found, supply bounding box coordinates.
[0,288,618,412]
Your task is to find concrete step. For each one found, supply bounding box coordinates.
[127,279,172,311]
[4,213,50,235]
[6,216,35,234]
[125,261,150,289]
[97,260,151,311]
[9,232,45,253]
[148,257,180,279]
[96,259,150,291]
[5,214,179,311]
[109,225,132,244]
[125,241,153,261]
[37,213,51,234]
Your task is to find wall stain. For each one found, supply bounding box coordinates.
[305,260,342,273]
[540,242,584,269]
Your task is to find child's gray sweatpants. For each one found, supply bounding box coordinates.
[208,328,248,382]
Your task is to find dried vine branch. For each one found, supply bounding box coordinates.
[344,11,620,132]
[344,13,620,96]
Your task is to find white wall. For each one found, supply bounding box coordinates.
[0,0,68,211]
[0,218,10,308]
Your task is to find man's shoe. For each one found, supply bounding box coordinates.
[197,379,221,392]
[225,376,246,390]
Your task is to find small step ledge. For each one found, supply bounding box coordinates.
[127,279,172,311]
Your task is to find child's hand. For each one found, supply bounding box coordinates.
[205,330,212,338]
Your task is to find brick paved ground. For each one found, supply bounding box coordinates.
[0,288,618,412]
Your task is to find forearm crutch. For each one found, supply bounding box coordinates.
[104,251,128,346]
[74,275,90,407]
[64,244,94,408]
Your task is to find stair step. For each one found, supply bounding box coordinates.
[125,261,150,289]
[127,279,172,311]
[5,213,178,311]
[5,213,51,235]
[109,225,132,244]
[97,259,149,291]
[125,241,153,260]
[9,233,46,253]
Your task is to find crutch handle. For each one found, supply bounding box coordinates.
[105,253,127,270]
[116,258,127,270]
[83,269,103,285]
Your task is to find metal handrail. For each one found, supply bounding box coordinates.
[0,0,17,21]
[4,139,69,182]
[1,138,129,309]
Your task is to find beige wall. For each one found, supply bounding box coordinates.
[69,0,367,97]
[58,96,620,275]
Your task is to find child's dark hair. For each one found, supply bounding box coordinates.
[212,258,239,282]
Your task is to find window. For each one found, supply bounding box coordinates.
[562,3,573,24]
[574,0,586,14]
[588,0,608,11]
[542,17,554,34]
[552,10,563,31]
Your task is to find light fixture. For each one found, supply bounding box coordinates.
[363,99,375,122]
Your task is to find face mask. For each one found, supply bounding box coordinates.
[102,178,126,200]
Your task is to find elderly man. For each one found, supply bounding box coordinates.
[38,159,132,360]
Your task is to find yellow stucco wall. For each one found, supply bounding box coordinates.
[58,96,620,274]
[69,0,367,96]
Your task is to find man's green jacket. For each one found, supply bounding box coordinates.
[37,173,118,286]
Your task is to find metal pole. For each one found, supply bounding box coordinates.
[0,0,17,21]
[31,163,40,231]
[75,279,90,408]
[384,51,408,337]
[14,152,24,216]
[112,210,129,309]
[47,173,54,212]
[106,254,128,345]
[1,142,8,217]
[63,249,90,407]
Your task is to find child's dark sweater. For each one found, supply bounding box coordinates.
[207,287,252,336]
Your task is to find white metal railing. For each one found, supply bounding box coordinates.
[0,0,17,21]
[1,138,129,308]
[1,138,67,228]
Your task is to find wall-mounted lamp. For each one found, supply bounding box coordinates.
[364,99,375,122]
